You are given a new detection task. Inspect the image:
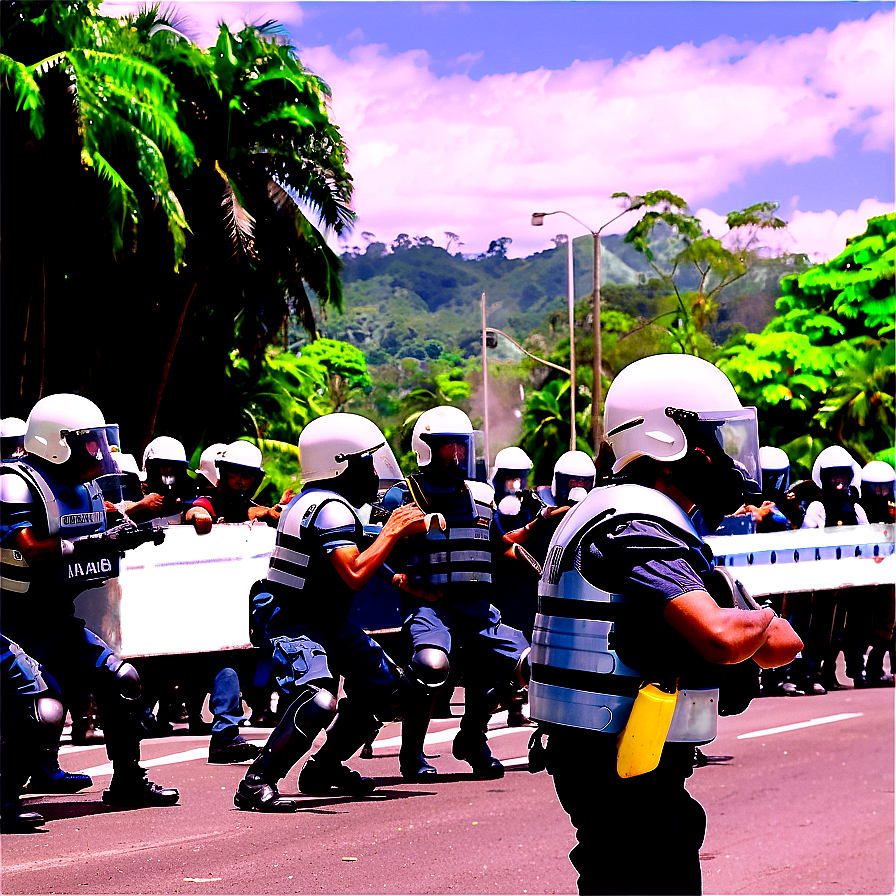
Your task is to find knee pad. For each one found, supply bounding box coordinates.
[33,695,65,731]
[288,685,338,740]
[409,647,451,690]
[103,655,142,701]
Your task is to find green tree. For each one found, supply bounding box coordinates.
[719,213,895,474]
[296,339,371,411]
[519,379,591,484]
[617,193,791,357]
[1,3,355,461]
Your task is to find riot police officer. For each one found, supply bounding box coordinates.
[0,394,178,807]
[536,449,596,509]
[491,446,539,534]
[128,436,198,525]
[392,406,532,779]
[233,413,427,812]
[739,445,793,532]
[861,460,896,524]
[1,417,27,460]
[186,440,281,533]
[802,445,868,528]
[529,355,802,895]
[795,446,869,692]
[850,461,896,687]
[1,635,66,831]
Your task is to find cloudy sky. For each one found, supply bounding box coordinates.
[104,1,895,261]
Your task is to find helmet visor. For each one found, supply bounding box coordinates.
[864,480,895,500]
[63,425,120,480]
[693,408,761,494]
[762,467,789,495]
[421,432,476,480]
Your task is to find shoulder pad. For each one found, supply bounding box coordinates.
[303,491,359,533]
[549,483,699,552]
[466,479,496,507]
[0,467,36,505]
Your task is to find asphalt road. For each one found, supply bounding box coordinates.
[2,683,892,896]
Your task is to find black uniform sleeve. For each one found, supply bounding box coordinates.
[584,518,711,611]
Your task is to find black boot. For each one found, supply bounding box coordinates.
[102,765,179,807]
[400,696,437,779]
[300,699,379,795]
[233,685,337,812]
[452,725,504,779]
[26,760,93,794]
[298,756,375,796]
[233,773,298,812]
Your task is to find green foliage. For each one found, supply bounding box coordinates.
[720,214,895,476]
[619,194,796,357]
[296,339,371,411]
[519,379,592,484]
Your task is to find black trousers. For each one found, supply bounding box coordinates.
[546,728,706,896]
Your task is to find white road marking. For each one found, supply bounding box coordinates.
[736,712,863,739]
[76,742,267,778]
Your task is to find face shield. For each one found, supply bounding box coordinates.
[372,442,403,494]
[554,473,595,505]
[62,425,121,483]
[668,407,761,530]
[145,460,190,497]
[762,466,789,495]
[421,432,476,481]
[821,466,855,493]
[495,468,530,500]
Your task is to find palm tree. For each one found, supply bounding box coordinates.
[124,13,355,448]
[1,0,196,408]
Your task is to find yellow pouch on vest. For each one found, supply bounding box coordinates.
[616,682,679,778]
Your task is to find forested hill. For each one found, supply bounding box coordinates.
[317,232,784,363]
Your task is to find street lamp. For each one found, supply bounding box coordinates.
[532,207,636,449]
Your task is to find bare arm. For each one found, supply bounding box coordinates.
[751,617,803,669]
[663,590,781,665]
[329,503,427,591]
[11,527,62,566]
[184,504,213,535]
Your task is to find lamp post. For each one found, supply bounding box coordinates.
[531,207,636,449]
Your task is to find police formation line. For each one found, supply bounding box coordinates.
[1,354,892,896]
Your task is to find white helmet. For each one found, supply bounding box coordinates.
[411,406,476,479]
[861,460,895,522]
[196,442,227,487]
[372,441,403,491]
[216,440,265,492]
[759,445,790,494]
[604,354,760,479]
[861,460,896,485]
[811,445,861,490]
[300,414,386,484]
[1,416,27,458]
[24,393,120,481]
[491,446,532,481]
[491,446,533,497]
[142,435,188,470]
[114,452,141,476]
[552,450,596,504]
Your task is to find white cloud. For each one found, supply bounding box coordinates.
[300,11,893,257]
[696,201,896,263]
[100,2,894,261]
[787,199,895,262]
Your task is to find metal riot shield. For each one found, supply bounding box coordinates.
[75,523,275,657]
